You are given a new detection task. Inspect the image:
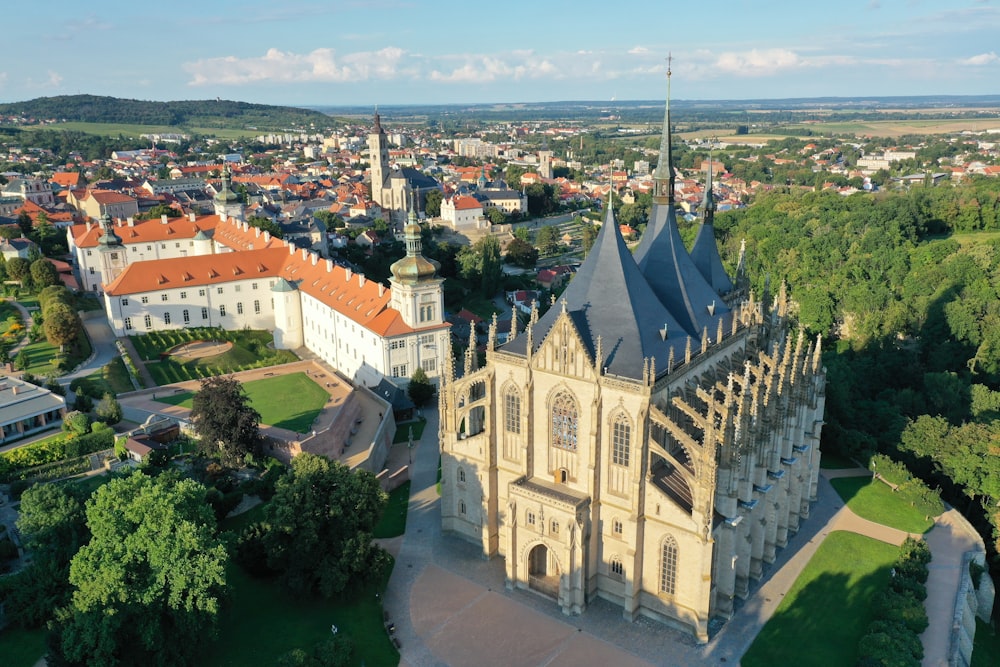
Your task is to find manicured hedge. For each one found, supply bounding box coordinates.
[0,423,114,482]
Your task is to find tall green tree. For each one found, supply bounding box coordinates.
[30,257,60,288]
[43,301,81,351]
[535,225,560,256]
[407,367,435,407]
[53,473,227,667]
[263,453,389,598]
[5,256,30,284]
[505,237,539,269]
[190,375,263,465]
[478,235,503,297]
[424,189,443,217]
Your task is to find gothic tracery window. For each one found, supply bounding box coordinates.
[504,386,521,434]
[611,412,631,467]
[659,534,678,596]
[551,391,578,451]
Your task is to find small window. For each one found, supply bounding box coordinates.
[252,282,258,290]
[121,298,129,306]
[201,307,208,320]
[143,314,151,329]
[613,519,623,535]
[237,302,244,315]
[161,293,168,301]
[527,511,536,526]
[551,520,559,534]
[610,558,624,581]
[254,300,261,314]
[198,289,206,297]
[217,287,224,294]
[422,358,436,372]
[180,291,187,299]
[235,285,241,293]
[220,305,226,316]
[124,317,133,330]
[175,242,180,248]
[164,312,171,325]
[458,468,466,484]
[141,296,149,304]
[183,309,190,323]
[459,500,466,515]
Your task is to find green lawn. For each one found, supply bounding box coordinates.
[820,452,857,469]
[830,476,937,533]
[393,418,427,444]
[0,626,47,667]
[131,329,298,385]
[374,481,410,538]
[157,372,329,433]
[75,357,134,397]
[742,531,899,667]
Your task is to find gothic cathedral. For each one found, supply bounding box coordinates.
[439,74,827,643]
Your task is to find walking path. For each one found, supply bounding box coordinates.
[2,298,34,358]
[384,425,984,667]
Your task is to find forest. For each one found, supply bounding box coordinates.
[0,95,334,131]
[711,177,1000,562]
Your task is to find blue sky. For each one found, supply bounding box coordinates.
[2,0,998,106]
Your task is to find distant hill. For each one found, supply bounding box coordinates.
[0,95,334,131]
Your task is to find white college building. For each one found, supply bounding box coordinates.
[68,175,451,388]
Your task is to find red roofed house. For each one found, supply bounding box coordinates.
[66,188,139,221]
[440,195,484,229]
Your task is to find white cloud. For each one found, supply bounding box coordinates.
[429,54,559,83]
[184,47,408,86]
[959,52,999,66]
[714,49,802,76]
[26,70,63,89]
[628,46,648,55]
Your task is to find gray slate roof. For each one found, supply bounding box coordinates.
[690,220,734,296]
[636,202,731,339]
[500,206,688,380]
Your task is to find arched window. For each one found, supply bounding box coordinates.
[459,500,466,515]
[612,518,623,536]
[551,391,578,451]
[504,386,521,434]
[611,412,630,467]
[610,557,624,581]
[659,535,678,595]
[458,467,466,484]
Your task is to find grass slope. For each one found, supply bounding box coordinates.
[830,476,937,533]
[0,626,47,667]
[158,372,329,433]
[742,531,899,667]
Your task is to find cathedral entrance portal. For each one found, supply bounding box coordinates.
[527,544,560,598]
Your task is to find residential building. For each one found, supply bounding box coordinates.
[440,195,484,228]
[0,376,67,445]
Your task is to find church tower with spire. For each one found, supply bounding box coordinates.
[368,111,411,226]
[213,163,244,222]
[439,62,826,644]
[96,212,126,291]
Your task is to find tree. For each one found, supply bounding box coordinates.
[535,225,560,256]
[485,207,506,225]
[6,256,30,284]
[407,367,436,407]
[52,473,228,667]
[16,211,33,237]
[3,484,89,628]
[30,258,60,288]
[263,453,390,598]
[190,375,263,465]
[95,393,123,425]
[43,301,81,351]
[62,410,92,436]
[424,189,443,217]
[581,223,598,257]
[478,235,503,297]
[504,237,538,269]
[248,215,284,239]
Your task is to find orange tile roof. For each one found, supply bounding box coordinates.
[87,189,136,205]
[70,214,221,248]
[105,240,449,338]
[452,195,481,211]
[51,172,82,187]
[211,218,284,251]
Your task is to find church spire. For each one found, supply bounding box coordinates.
[701,148,716,220]
[652,54,675,205]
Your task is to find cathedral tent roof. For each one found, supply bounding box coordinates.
[690,163,734,296]
[501,205,687,380]
[637,202,730,338]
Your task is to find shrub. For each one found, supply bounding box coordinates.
[888,574,927,601]
[62,411,92,436]
[872,589,929,634]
